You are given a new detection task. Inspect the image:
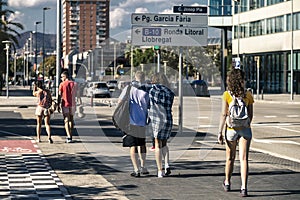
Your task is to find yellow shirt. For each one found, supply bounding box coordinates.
[223,90,254,130]
[223,90,254,106]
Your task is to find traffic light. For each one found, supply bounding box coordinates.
[153,46,160,54]
[154,45,160,50]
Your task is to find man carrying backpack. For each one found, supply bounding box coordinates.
[33,80,53,143]
[217,67,254,197]
[58,70,78,143]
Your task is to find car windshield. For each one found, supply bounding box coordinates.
[96,83,107,88]
[108,80,117,84]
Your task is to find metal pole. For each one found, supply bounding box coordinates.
[56,0,62,99]
[101,47,104,80]
[130,45,133,81]
[237,1,240,59]
[178,4,183,135]
[290,0,294,100]
[255,56,260,100]
[2,41,11,98]
[23,53,26,86]
[114,43,116,79]
[14,52,16,86]
[35,21,41,80]
[43,7,51,83]
[157,51,160,73]
[178,47,183,135]
[6,45,9,98]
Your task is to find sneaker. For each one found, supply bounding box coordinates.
[149,146,155,151]
[157,170,164,178]
[240,189,248,197]
[130,172,140,177]
[65,138,72,143]
[140,167,149,175]
[48,138,53,144]
[36,139,41,143]
[165,167,171,176]
[222,181,231,192]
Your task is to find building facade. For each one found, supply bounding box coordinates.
[62,0,110,57]
[209,0,300,94]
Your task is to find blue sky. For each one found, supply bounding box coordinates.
[6,0,218,41]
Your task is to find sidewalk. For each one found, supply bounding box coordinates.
[36,105,300,200]
[1,86,300,107]
[1,86,300,199]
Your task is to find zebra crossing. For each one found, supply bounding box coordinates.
[0,141,71,200]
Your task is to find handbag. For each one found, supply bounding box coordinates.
[112,85,131,134]
[49,100,58,114]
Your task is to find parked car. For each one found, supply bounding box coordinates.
[117,81,131,90]
[190,80,210,97]
[106,80,118,91]
[83,82,110,98]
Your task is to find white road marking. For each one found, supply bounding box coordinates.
[287,115,299,118]
[264,115,277,118]
[276,126,300,133]
[0,130,32,139]
[253,138,300,145]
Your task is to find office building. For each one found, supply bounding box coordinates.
[209,0,300,94]
[62,0,110,57]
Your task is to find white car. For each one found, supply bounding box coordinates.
[83,82,110,98]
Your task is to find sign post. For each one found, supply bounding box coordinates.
[131,5,208,135]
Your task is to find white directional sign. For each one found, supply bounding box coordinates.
[131,26,207,47]
[131,13,208,25]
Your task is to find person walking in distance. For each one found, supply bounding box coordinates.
[218,67,254,197]
[58,71,78,143]
[119,71,150,177]
[148,73,174,178]
[33,80,53,143]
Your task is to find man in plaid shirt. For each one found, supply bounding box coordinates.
[148,73,174,178]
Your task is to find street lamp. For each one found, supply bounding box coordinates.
[2,40,11,98]
[43,7,51,82]
[234,0,240,58]
[35,21,42,80]
[110,41,118,80]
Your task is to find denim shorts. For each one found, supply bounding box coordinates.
[226,128,252,141]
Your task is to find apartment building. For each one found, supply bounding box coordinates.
[62,0,110,57]
[209,0,300,94]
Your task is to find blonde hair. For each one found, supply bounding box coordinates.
[151,73,170,88]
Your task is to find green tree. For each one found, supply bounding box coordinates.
[0,0,24,76]
[39,55,56,79]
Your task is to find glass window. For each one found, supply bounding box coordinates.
[223,0,232,15]
[250,20,262,36]
[241,0,249,12]
[296,52,300,70]
[209,0,222,16]
[267,0,285,6]
[295,12,300,30]
[241,23,249,38]
[287,14,292,31]
[275,16,284,33]
[250,0,264,10]
[266,17,275,34]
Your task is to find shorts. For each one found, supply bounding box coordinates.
[226,128,252,141]
[35,106,47,116]
[122,125,146,147]
[62,106,76,116]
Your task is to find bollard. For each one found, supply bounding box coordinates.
[261,89,264,100]
[91,95,94,107]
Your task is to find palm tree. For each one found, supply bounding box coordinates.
[0,0,24,76]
